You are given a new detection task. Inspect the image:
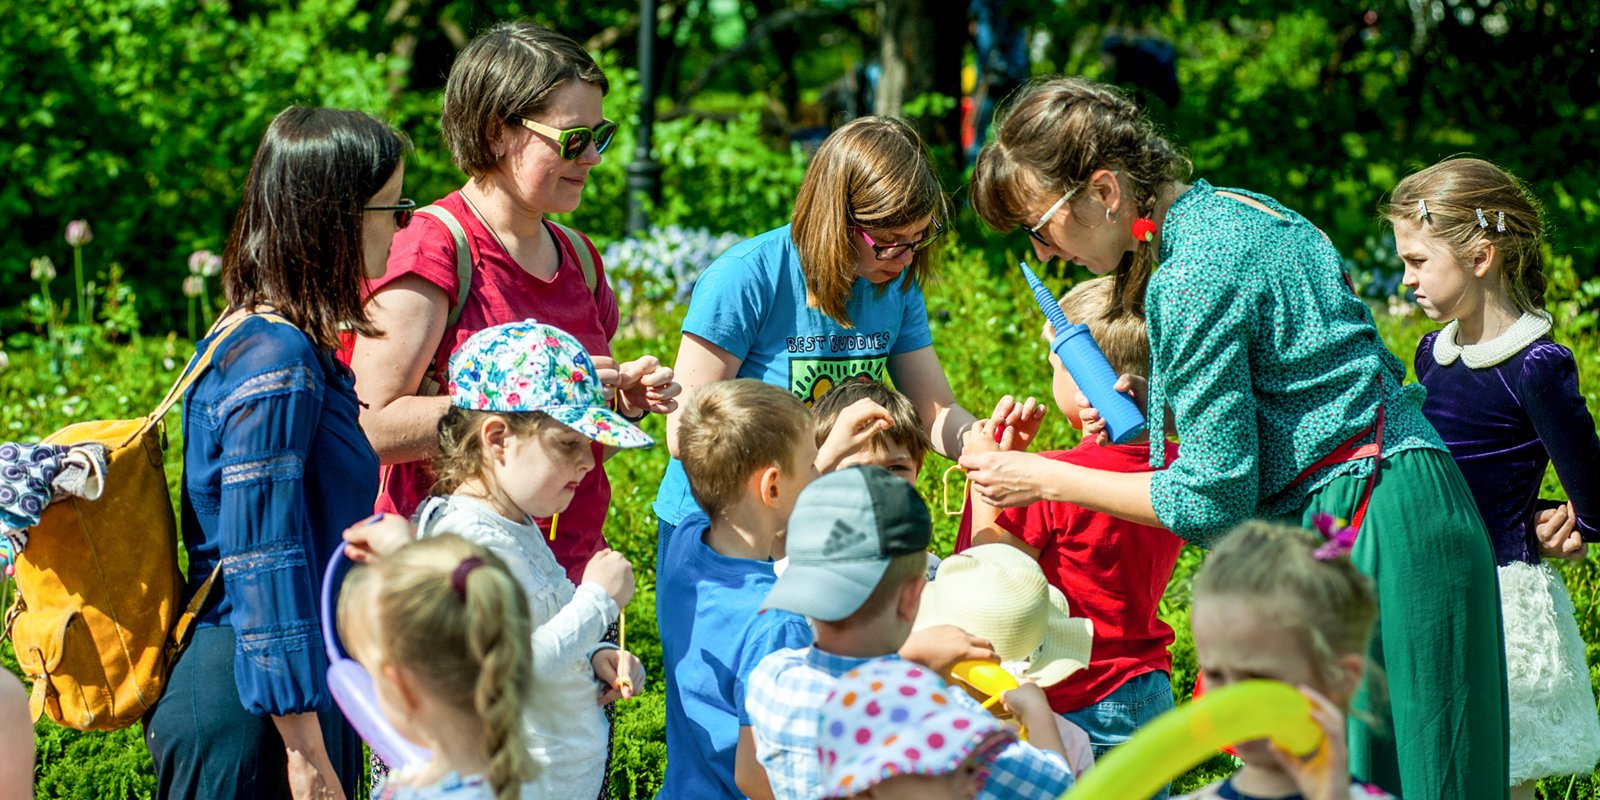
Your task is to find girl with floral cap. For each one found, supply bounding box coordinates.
[393,319,653,799]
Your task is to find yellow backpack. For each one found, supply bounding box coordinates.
[4,313,287,730]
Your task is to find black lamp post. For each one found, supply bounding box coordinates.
[625,0,663,235]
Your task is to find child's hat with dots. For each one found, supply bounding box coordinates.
[818,659,1014,799]
[447,319,654,450]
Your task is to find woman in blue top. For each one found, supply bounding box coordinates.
[961,78,1507,800]
[144,107,408,800]
[655,116,1042,536]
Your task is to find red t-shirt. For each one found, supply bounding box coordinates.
[956,439,1183,712]
[344,190,620,585]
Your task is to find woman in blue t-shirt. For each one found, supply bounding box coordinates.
[654,116,1041,534]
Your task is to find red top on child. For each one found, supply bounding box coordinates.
[958,438,1182,712]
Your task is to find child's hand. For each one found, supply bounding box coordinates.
[616,355,682,417]
[340,513,416,563]
[986,395,1046,452]
[1535,502,1587,560]
[1269,685,1350,800]
[999,681,1069,757]
[1077,373,1147,446]
[592,648,646,705]
[815,398,894,472]
[581,549,636,610]
[899,625,998,679]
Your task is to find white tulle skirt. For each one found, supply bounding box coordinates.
[1500,560,1600,783]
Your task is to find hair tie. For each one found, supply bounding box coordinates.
[1311,512,1357,561]
[450,556,485,599]
[1416,199,1430,222]
[1475,208,1490,229]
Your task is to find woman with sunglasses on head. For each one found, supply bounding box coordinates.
[344,21,679,589]
[653,116,1046,549]
[960,77,1508,800]
[143,106,408,800]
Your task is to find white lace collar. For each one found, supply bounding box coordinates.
[1433,310,1552,368]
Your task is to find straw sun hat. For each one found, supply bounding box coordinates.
[913,544,1093,687]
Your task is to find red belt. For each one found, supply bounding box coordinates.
[1284,390,1386,533]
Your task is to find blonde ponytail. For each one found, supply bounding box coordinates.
[375,534,538,799]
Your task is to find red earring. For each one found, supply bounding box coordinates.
[1132,218,1157,243]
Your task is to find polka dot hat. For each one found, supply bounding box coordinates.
[817,659,1015,798]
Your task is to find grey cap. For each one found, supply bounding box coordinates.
[762,466,932,622]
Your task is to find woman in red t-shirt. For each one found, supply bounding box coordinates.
[345,21,679,586]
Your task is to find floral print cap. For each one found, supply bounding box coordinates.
[447,320,654,450]
[818,660,1014,798]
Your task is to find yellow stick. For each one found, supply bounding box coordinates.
[548,513,559,542]
[617,610,633,693]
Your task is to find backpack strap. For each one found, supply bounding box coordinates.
[548,220,599,297]
[416,205,475,328]
[168,564,221,657]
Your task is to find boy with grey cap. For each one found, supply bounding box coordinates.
[741,466,1075,800]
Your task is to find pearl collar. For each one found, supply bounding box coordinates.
[1432,310,1552,368]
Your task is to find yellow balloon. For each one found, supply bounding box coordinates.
[1058,680,1324,799]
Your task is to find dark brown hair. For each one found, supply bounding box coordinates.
[811,379,931,467]
[222,106,407,349]
[1383,157,1547,313]
[442,20,610,177]
[971,77,1191,319]
[679,379,812,519]
[790,117,950,326]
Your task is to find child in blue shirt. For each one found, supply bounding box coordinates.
[656,379,892,799]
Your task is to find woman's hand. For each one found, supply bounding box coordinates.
[595,355,681,417]
[592,648,645,705]
[1270,686,1351,800]
[987,395,1046,451]
[1534,502,1587,560]
[1076,373,1147,446]
[959,450,1054,508]
[275,713,347,800]
[340,513,416,563]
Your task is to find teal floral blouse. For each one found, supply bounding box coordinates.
[1145,179,1446,546]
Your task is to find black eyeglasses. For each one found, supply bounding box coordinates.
[364,198,417,229]
[511,116,620,160]
[855,218,946,260]
[1021,187,1078,247]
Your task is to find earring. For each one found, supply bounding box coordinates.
[1104,207,1116,224]
[1132,217,1157,243]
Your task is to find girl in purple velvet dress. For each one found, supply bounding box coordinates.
[1389,157,1600,797]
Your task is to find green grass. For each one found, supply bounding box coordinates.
[4,241,1599,798]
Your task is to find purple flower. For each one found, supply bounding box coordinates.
[65,220,93,247]
[1311,512,1357,561]
[188,249,222,277]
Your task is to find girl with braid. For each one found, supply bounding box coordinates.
[962,77,1507,799]
[341,533,538,800]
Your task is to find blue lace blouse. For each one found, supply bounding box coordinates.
[180,316,379,717]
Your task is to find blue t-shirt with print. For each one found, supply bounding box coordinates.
[653,225,935,526]
[656,512,813,800]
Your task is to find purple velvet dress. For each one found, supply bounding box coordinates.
[1414,330,1600,566]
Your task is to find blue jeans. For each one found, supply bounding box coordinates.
[1062,670,1175,799]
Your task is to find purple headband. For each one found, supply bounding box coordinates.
[450,556,485,599]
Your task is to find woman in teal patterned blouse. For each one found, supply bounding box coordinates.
[963,77,1507,800]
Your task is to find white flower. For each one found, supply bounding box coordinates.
[188,249,223,277]
[182,275,206,298]
[65,220,93,247]
[30,256,56,282]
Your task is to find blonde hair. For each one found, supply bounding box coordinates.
[1194,521,1378,690]
[432,408,552,496]
[837,551,928,626]
[1383,157,1547,313]
[356,535,537,800]
[442,21,609,177]
[790,117,950,326]
[811,379,931,467]
[1045,276,1150,378]
[679,379,813,518]
[971,77,1192,320]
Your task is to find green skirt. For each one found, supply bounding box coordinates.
[1283,447,1509,800]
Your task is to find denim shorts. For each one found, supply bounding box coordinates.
[1062,670,1176,799]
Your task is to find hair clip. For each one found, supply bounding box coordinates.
[1475,208,1490,229]
[1310,512,1357,561]
[1416,199,1430,222]
[1496,211,1506,233]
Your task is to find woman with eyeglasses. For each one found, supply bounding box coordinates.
[961,77,1507,800]
[344,20,679,589]
[143,106,408,800]
[653,116,1045,549]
